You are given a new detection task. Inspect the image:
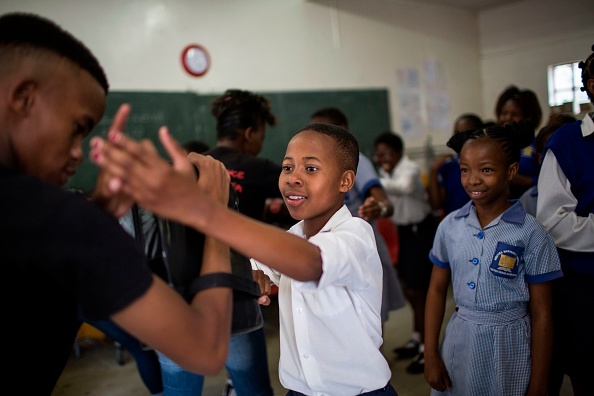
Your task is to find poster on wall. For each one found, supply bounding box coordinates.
[396,67,423,139]
[424,58,450,133]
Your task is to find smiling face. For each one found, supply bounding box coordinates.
[459,137,517,212]
[279,129,354,237]
[497,99,524,125]
[373,142,402,174]
[8,58,106,186]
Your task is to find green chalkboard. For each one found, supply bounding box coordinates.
[66,89,390,193]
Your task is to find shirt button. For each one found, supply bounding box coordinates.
[477,232,484,239]
[297,307,302,312]
[468,282,476,289]
[470,257,479,265]
[303,353,309,358]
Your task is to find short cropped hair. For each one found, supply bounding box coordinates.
[295,123,359,174]
[0,12,109,93]
[309,107,349,129]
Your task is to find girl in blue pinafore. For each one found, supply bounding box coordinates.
[424,121,563,396]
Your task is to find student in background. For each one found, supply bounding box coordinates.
[157,89,279,396]
[373,132,437,374]
[494,85,543,199]
[536,44,594,396]
[0,13,234,395]
[425,122,562,395]
[518,114,576,216]
[427,113,484,221]
[92,122,398,395]
[309,106,405,325]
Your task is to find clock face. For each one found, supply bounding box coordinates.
[181,44,210,77]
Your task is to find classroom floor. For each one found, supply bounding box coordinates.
[51,287,574,396]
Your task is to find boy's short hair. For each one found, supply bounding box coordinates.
[309,107,349,129]
[0,12,109,93]
[296,123,359,174]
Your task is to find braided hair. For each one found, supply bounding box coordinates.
[447,121,535,166]
[579,44,594,103]
[210,89,276,140]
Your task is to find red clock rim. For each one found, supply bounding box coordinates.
[181,44,210,77]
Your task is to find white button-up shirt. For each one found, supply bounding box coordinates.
[252,205,391,395]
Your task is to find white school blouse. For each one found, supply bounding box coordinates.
[252,205,391,396]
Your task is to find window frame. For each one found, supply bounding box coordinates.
[548,60,589,115]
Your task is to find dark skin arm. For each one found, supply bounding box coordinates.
[253,269,272,306]
[424,265,452,392]
[427,155,452,218]
[358,185,394,221]
[526,281,553,396]
[90,123,324,283]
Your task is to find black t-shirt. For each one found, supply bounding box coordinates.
[206,146,282,221]
[1,166,153,394]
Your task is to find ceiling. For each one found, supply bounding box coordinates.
[402,0,522,12]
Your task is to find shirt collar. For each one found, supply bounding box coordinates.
[581,112,594,137]
[289,205,352,238]
[454,199,525,224]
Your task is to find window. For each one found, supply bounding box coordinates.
[548,61,589,114]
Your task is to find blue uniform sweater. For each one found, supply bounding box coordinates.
[544,119,594,276]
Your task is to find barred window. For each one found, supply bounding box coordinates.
[548,61,589,114]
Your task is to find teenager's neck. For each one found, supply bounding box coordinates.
[474,199,512,228]
[216,139,243,152]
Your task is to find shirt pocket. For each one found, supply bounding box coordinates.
[489,241,524,279]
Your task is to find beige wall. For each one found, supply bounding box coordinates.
[1,0,592,155]
[479,0,594,129]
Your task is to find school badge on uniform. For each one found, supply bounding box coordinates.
[489,242,524,279]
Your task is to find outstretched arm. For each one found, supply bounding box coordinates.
[90,122,323,283]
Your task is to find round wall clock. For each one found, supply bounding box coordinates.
[181,44,210,77]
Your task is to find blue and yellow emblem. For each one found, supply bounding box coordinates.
[489,242,524,278]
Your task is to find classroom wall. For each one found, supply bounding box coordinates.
[1,0,592,155]
[479,0,594,126]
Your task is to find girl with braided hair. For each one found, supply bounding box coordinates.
[424,122,562,395]
[536,44,594,396]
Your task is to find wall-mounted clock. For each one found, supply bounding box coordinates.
[181,44,210,77]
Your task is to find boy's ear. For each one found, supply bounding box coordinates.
[9,79,36,116]
[340,170,355,192]
[507,162,519,181]
[243,127,254,141]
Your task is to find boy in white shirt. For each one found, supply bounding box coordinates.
[91,122,398,395]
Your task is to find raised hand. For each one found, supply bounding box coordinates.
[89,112,229,227]
[252,269,272,306]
